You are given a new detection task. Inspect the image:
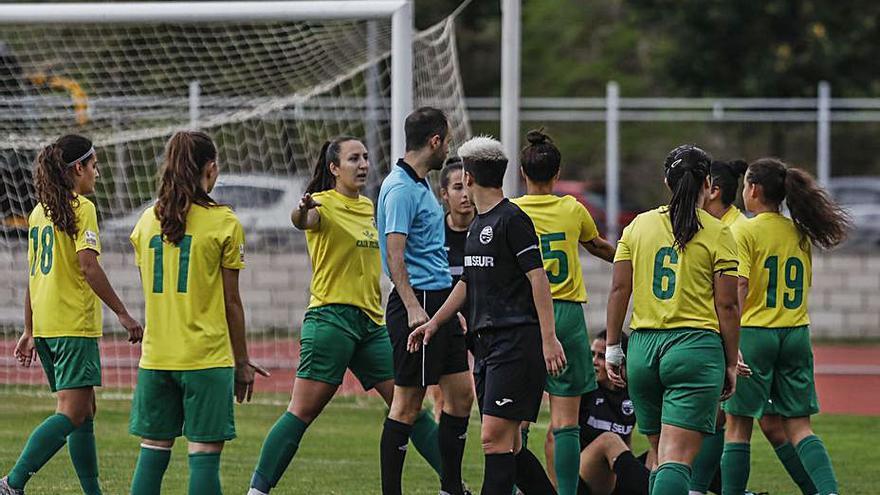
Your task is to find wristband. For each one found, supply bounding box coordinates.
[605,343,625,366]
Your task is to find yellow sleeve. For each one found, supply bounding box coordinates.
[733,223,753,279]
[715,225,738,274]
[221,212,246,270]
[614,221,634,262]
[577,202,599,243]
[74,200,101,254]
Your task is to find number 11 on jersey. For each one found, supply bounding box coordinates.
[149,234,193,294]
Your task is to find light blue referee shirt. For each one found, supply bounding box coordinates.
[377,159,452,291]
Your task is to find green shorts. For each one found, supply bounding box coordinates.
[129,367,235,443]
[297,304,394,390]
[35,337,101,393]
[545,300,597,397]
[627,329,724,435]
[723,326,819,419]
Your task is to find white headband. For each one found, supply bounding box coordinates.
[66,146,95,167]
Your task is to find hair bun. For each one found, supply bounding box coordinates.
[526,129,550,146]
[729,159,748,177]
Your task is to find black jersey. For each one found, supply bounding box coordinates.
[444,215,468,283]
[578,385,637,447]
[460,198,544,332]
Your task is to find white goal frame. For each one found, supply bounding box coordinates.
[0,0,414,159]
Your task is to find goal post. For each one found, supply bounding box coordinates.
[0,0,471,397]
[0,0,414,160]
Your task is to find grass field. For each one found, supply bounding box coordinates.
[0,388,876,494]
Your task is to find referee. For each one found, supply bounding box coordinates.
[377,107,474,495]
[409,136,566,495]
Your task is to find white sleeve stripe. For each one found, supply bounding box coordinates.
[516,245,539,257]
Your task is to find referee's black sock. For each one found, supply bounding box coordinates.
[438,412,469,495]
[514,446,557,494]
[380,418,412,495]
[611,450,650,495]
[481,452,516,495]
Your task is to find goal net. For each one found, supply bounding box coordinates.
[0,4,471,397]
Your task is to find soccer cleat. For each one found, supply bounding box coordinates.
[246,488,268,495]
[0,477,24,495]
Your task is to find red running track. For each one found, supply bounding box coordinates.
[1,340,878,415]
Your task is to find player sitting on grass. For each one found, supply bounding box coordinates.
[2,134,143,495]
[409,135,566,495]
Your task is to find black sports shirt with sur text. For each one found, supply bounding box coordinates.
[444,214,468,283]
[460,198,544,331]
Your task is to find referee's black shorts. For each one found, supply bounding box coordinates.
[386,286,469,387]
[473,325,546,422]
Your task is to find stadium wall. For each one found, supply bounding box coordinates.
[0,249,877,339]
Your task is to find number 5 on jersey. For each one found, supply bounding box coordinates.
[540,232,569,284]
[149,234,193,293]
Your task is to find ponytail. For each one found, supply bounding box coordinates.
[33,134,93,237]
[304,136,358,195]
[664,145,711,251]
[155,130,217,245]
[746,158,850,249]
[520,128,561,182]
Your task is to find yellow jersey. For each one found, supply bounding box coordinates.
[615,207,738,332]
[720,205,747,229]
[732,212,811,328]
[512,194,599,303]
[131,204,245,370]
[28,195,102,338]
[306,189,383,324]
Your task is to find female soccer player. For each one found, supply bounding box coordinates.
[128,131,264,495]
[428,157,475,422]
[605,144,741,495]
[2,135,143,495]
[248,137,445,495]
[512,129,615,495]
[721,158,849,495]
[409,136,566,495]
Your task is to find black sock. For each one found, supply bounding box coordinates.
[482,452,517,495]
[439,412,469,495]
[577,477,592,495]
[380,418,412,495]
[514,447,557,495]
[611,450,650,495]
[709,465,722,494]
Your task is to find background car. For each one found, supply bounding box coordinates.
[553,179,640,237]
[829,177,880,251]
[101,173,305,252]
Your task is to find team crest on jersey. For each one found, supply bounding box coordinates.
[84,230,98,247]
[479,226,493,244]
[621,399,635,416]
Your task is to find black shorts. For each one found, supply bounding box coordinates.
[473,325,546,422]
[387,287,470,387]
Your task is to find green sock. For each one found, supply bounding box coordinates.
[651,462,690,495]
[775,442,818,495]
[553,426,581,495]
[188,452,221,495]
[688,428,724,492]
[796,435,838,495]
[411,409,443,477]
[720,442,750,495]
[648,470,657,493]
[251,412,309,491]
[130,445,171,495]
[68,417,102,495]
[8,413,76,489]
